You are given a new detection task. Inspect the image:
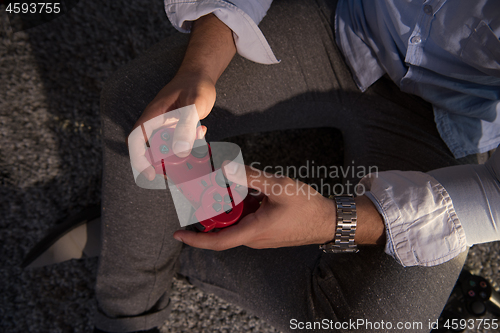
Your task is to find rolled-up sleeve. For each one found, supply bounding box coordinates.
[360,146,499,267]
[428,148,500,246]
[164,0,279,64]
[360,171,468,267]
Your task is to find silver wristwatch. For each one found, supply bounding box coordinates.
[319,195,358,253]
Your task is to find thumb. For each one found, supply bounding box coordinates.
[171,105,202,157]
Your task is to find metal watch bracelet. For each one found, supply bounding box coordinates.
[319,195,359,253]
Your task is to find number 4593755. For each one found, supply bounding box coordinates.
[444,318,498,330]
[6,3,61,14]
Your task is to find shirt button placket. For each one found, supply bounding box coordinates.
[410,36,422,44]
[423,5,433,16]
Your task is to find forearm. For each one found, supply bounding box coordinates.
[164,0,278,64]
[178,14,236,84]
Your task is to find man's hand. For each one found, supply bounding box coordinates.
[128,74,214,180]
[128,13,236,181]
[173,163,386,250]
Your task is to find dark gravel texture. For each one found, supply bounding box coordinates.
[1,1,498,332]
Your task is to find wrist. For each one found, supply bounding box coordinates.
[319,196,358,253]
[173,69,215,88]
[354,196,386,245]
[177,62,217,87]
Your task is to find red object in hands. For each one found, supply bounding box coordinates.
[145,127,260,232]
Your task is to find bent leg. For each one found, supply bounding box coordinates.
[96,36,190,331]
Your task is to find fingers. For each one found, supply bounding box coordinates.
[128,99,180,181]
[173,230,238,251]
[197,125,207,139]
[173,214,258,250]
[171,105,205,157]
[129,105,209,182]
[139,105,198,154]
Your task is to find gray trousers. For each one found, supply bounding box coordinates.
[96,0,467,331]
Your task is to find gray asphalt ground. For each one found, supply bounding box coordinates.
[1,1,498,332]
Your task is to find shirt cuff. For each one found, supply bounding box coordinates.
[428,147,500,246]
[164,0,279,64]
[360,171,468,267]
